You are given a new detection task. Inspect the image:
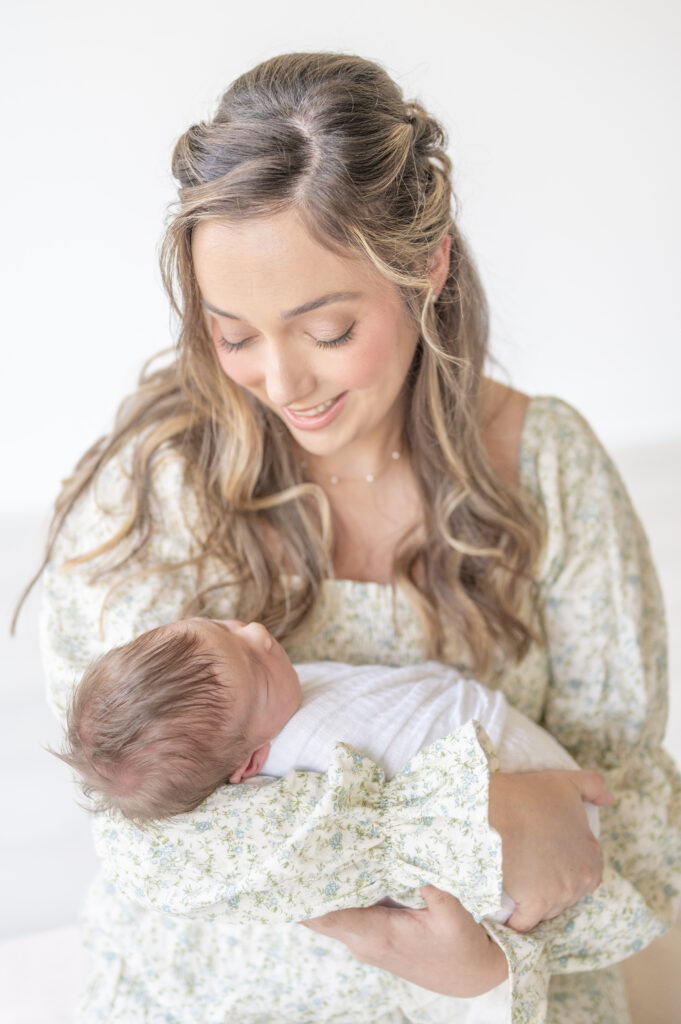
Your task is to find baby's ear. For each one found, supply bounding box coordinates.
[228,742,271,784]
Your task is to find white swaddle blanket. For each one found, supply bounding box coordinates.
[263,659,599,924]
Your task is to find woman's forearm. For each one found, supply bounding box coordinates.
[303,886,509,998]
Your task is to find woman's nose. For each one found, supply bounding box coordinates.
[264,345,315,408]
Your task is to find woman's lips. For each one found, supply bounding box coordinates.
[282,392,348,430]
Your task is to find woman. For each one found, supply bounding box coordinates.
[34,52,680,1022]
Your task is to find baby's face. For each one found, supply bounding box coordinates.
[189,618,302,746]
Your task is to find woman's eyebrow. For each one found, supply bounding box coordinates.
[200,291,363,322]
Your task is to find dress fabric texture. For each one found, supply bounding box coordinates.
[40,396,681,1023]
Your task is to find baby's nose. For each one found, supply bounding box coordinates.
[241,621,274,651]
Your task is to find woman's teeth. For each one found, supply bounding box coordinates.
[289,397,337,417]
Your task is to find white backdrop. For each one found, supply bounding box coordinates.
[2,0,679,516]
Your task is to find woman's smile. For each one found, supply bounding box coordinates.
[282,391,348,430]
[192,209,423,469]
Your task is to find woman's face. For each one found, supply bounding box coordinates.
[191,209,445,464]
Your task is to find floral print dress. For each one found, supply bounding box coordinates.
[40,397,681,1023]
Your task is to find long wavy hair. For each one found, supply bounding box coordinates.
[17,52,545,679]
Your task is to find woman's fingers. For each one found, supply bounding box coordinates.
[569,769,615,806]
[301,905,378,933]
[301,890,466,941]
[417,884,469,918]
[301,892,468,954]
[300,903,392,957]
[489,769,607,931]
[301,889,508,997]
[505,901,558,932]
[418,884,457,908]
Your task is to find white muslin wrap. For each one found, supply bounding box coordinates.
[264,659,600,924]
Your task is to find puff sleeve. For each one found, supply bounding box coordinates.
[481,399,681,1021]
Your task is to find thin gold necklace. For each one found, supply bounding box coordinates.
[300,449,402,485]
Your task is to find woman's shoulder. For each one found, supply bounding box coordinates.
[481,383,623,552]
[479,379,531,486]
[484,388,639,591]
[518,393,612,491]
[480,380,608,488]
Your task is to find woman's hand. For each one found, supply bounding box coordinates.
[301,885,508,998]
[489,769,615,932]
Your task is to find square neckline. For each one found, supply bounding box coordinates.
[319,394,546,591]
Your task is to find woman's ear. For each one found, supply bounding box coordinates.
[228,742,271,784]
[429,234,451,297]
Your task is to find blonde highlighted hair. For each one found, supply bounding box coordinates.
[19,52,544,679]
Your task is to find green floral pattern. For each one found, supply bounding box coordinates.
[40,397,681,1022]
[93,725,504,925]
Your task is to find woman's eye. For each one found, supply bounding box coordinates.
[218,336,252,353]
[217,322,356,354]
[315,322,356,349]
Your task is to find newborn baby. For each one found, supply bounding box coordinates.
[59,616,598,927]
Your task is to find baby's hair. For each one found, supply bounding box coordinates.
[51,622,253,824]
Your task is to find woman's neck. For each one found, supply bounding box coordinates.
[294,401,407,488]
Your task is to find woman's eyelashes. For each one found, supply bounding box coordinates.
[217,322,356,354]
[314,322,356,350]
[217,335,253,354]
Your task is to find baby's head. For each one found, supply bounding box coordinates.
[57,618,302,824]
